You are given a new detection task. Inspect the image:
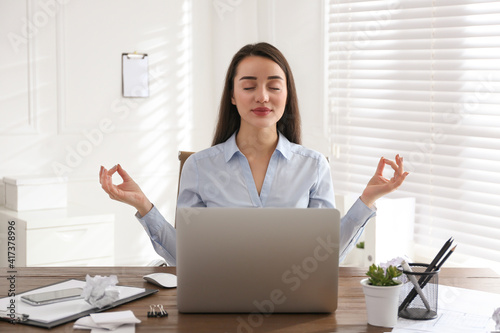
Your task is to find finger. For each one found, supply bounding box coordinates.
[383,158,398,172]
[375,157,385,176]
[396,155,404,177]
[106,168,117,189]
[108,164,118,176]
[104,173,121,200]
[104,165,118,189]
[100,167,111,192]
[116,164,132,182]
[395,154,402,167]
[392,171,409,188]
[100,166,108,187]
[101,166,118,197]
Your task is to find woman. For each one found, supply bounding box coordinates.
[99,43,408,266]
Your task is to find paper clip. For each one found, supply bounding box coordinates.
[147,305,156,318]
[157,304,168,317]
[147,304,168,318]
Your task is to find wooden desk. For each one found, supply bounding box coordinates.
[1,267,499,332]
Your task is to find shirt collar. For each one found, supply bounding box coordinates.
[276,131,292,160]
[223,131,293,162]
[223,132,240,162]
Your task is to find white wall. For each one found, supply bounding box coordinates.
[0,0,328,265]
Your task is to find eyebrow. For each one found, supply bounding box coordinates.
[239,75,284,81]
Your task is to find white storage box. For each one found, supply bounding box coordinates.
[3,176,68,211]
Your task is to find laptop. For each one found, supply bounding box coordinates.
[175,207,340,313]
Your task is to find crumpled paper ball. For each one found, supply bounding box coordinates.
[380,256,412,271]
[81,275,120,308]
[493,307,500,330]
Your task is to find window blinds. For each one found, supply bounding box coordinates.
[327,0,500,264]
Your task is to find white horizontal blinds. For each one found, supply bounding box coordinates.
[327,0,500,263]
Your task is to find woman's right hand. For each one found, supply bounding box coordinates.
[99,164,153,217]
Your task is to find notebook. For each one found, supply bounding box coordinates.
[176,207,340,313]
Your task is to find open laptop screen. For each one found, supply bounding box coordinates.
[176,207,340,313]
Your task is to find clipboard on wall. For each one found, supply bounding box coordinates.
[0,279,157,329]
[122,52,149,97]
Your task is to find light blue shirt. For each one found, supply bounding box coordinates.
[137,132,376,266]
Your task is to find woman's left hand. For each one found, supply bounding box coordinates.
[360,154,409,208]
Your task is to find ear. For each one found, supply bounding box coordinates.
[231,94,236,105]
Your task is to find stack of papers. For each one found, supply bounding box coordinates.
[74,310,140,333]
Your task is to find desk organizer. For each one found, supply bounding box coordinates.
[398,263,439,320]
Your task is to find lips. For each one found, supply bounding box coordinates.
[252,107,271,116]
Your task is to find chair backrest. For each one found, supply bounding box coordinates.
[176,151,195,229]
[177,151,195,196]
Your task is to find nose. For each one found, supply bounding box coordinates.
[255,87,269,103]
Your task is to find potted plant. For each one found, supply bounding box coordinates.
[361,263,403,327]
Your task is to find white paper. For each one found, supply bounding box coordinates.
[122,54,149,97]
[392,285,499,333]
[74,310,140,331]
[0,279,146,324]
[90,310,141,327]
[90,324,136,333]
[74,316,101,329]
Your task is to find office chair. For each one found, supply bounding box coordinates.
[177,151,195,196]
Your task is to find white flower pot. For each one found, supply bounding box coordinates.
[360,278,402,328]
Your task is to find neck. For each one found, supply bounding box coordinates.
[236,127,279,157]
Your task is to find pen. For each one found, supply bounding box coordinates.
[401,260,431,311]
[435,245,457,271]
[399,238,454,312]
[416,245,457,298]
[425,237,454,274]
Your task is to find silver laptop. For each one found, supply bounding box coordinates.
[176,207,340,313]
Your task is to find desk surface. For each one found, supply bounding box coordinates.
[1,267,499,332]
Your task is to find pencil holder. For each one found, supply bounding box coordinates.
[398,263,439,320]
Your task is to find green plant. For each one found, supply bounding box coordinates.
[356,241,365,249]
[366,264,402,286]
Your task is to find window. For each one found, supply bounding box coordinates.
[327,0,500,267]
